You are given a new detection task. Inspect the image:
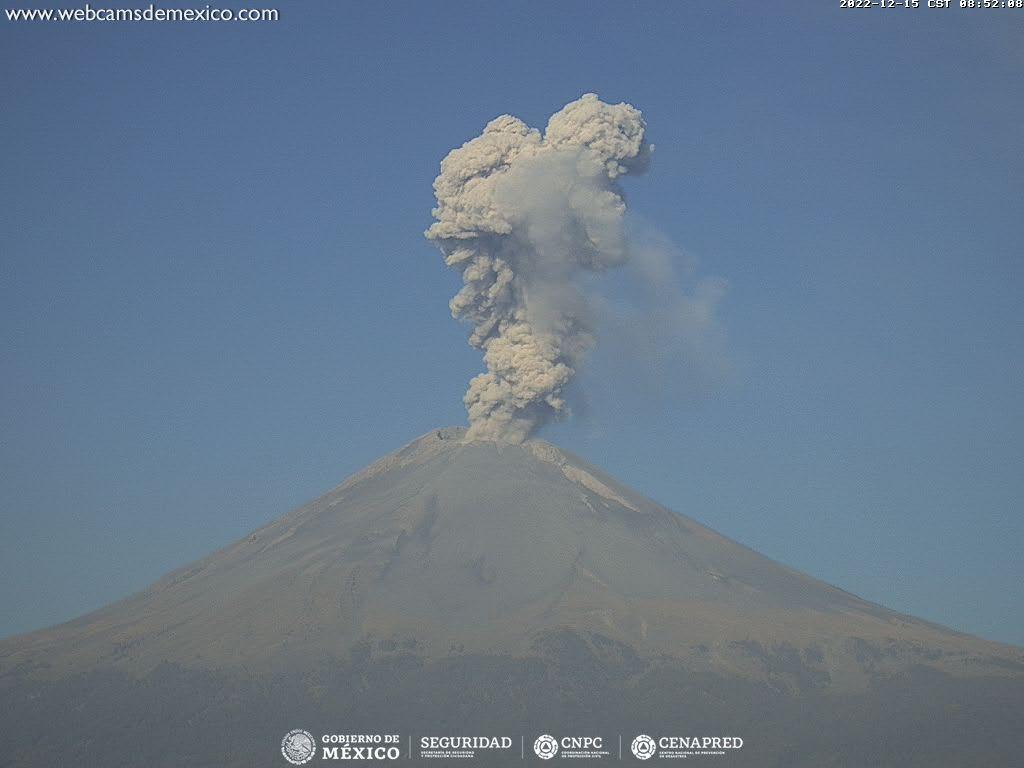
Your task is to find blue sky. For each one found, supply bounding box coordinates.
[1,2,1022,644]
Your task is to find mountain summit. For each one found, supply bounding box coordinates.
[2,428,1022,766]
[5,427,1017,684]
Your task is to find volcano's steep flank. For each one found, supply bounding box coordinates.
[2,428,1022,767]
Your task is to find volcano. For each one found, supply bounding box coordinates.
[2,428,1022,766]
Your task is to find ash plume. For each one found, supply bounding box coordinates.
[426,93,651,442]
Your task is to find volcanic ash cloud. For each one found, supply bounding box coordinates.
[426,93,651,443]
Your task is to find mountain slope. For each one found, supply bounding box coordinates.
[2,427,1019,689]
[2,427,1023,768]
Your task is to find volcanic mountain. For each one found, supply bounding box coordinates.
[2,428,1022,767]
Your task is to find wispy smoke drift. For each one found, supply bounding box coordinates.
[426,94,656,442]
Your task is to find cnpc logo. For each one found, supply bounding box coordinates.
[533,734,559,759]
[534,734,605,759]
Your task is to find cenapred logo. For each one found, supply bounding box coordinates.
[632,734,743,760]
[534,734,559,760]
[281,729,316,765]
[631,734,657,760]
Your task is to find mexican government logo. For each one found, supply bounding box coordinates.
[533,734,559,759]
[281,729,316,765]
[631,734,657,760]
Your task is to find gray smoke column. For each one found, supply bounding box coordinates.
[426,94,651,443]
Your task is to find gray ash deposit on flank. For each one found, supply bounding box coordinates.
[2,427,1023,766]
